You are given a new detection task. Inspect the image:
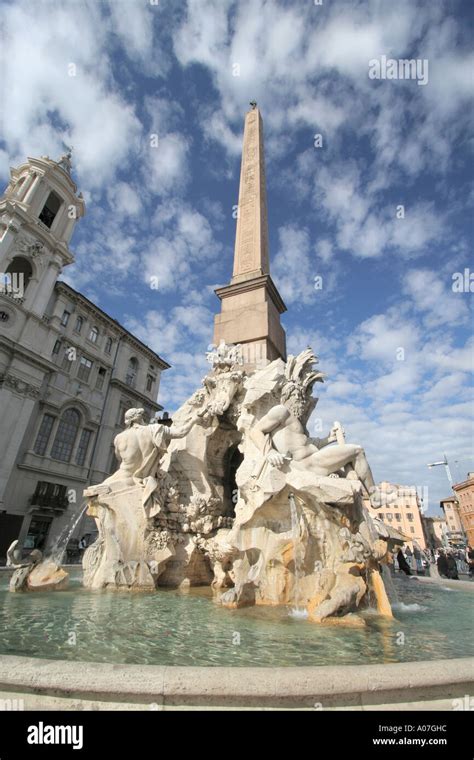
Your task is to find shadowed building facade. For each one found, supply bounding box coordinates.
[0,153,169,560]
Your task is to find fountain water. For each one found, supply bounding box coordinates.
[288,492,307,618]
[49,502,88,565]
[381,563,399,605]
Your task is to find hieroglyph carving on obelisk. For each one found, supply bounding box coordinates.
[232,107,270,282]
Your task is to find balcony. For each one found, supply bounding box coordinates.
[30,481,69,513]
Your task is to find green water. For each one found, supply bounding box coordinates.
[0,571,472,667]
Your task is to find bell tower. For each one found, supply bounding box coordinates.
[0,151,85,317]
[213,104,286,371]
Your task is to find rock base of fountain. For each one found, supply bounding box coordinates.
[9,553,69,593]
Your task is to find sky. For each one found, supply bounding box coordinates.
[1,0,473,514]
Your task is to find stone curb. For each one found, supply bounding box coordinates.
[0,655,472,709]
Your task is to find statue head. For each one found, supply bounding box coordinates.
[124,408,145,427]
[281,349,324,420]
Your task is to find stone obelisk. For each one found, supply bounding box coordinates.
[213,103,287,370]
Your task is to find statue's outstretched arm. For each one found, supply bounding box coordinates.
[168,412,199,439]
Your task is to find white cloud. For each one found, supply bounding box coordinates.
[2,1,145,188]
[272,225,316,306]
[403,268,470,328]
[107,182,142,217]
[142,202,222,292]
[146,133,190,196]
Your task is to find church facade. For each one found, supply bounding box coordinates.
[0,153,169,560]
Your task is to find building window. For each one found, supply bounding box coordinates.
[117,403,128,426]
[95,366,106,391]
[89,326,99,343]
[74,316,84,333]
[410,527,415,533]
[34,413,55,456]
[62,348,74,372]
[407,513,414,522]
[52,339,61,355]
[77,356,93,382]
[104,337,113,354]
[76,429,93,466]
[50,408,80,462]
[32,482,68,510]
[38,191,62,228]
[386,513,393,521]
[146,374,154,392]
[60,310,70,327]
[125,357,138,388]
[395,513,401,522]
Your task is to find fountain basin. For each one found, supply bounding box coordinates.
[1,569,473,662]
[0,568,472,709]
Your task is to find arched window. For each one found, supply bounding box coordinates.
[125,357,138,387]
[15,175,27,198]
[75,316,84,333]
[34,413,55,456]
[5,257,33,295]
[39,191,62,228]
[50,408,80,462]
[104,337,113,354]
[89,326,99,343]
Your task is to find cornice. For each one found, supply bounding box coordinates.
[109,377,162,411]
[215,274,287,314]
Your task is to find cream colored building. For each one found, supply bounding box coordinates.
[0,152,169,560]
[440,495,465,546]
[365,481,427,552]
[422,516,448,551]
[453,472,474,546]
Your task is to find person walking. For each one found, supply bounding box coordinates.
[466,546,474,578]
[397,549,412,576]
[446,552,459,580]
[437,550,449,578]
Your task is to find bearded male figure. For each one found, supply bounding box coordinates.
[249,350,378,503]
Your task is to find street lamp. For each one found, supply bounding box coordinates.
[427,454,466,546]
[427,454,453,485]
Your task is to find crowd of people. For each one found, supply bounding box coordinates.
[395,544,474,579]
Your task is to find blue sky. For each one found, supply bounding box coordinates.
[1,0,473,513]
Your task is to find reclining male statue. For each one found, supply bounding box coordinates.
[248,350,379,505]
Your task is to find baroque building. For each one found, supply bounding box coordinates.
[452,472,474,546]
[0,152,169,560]
[364,480,427,552]
[440,494,465,546]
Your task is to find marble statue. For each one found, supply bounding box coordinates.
[87,407,199,508]
[81,342,392,625]
[82,343,244,590]
[7,541,68,592]
[248,349,378,503]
